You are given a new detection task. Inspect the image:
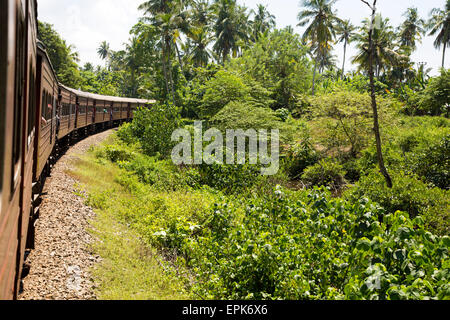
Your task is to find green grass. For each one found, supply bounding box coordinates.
[68,145,192,300]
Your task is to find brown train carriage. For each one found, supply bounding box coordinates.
[87,96,95,126]
[0,0,38,300]
[94,99,106,124]
[34,43,58,183]
[58,85,76,139]
[76,95,88,129]
[121,102,129,120]
[112,101,122,121]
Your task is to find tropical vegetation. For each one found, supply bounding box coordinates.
[40,0,449,300]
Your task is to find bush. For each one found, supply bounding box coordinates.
[129,104,182,158]
[196,162,262,194]
[347,170,450,235]
[406,69,450,116]
[103,144,135,163]
[282,128,319,180]
[275,108,290,122]
[357,117,450,189]
[189,188,450,300]
[308,90,400,158]
[409,134,450,189]
[198,70,251,119]
[301,159,347,190]
[210,101,282,132]
[116,122,136,145]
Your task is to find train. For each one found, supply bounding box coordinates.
[0,0,155,299]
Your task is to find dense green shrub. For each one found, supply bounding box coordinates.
[406,69,450,116]
[347,170,449,235]
[408,134,450,189]
[275,108,290,122]
[210,101,282,132]
[357,118,450,189]
[228,29,312,111]
[196,162,262,194]
[301,159,347,190]
[309,90,400,158]
[129,104,182,158]
[102,144,135,163]
[198,70,252,119]
[188,188,450,300]
[282,138,319,180]
[116,122,136,145]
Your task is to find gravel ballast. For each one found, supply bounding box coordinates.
[19,129,113,300]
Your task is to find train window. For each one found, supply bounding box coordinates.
[27,67,36,146]
[65,103,70,116]
[12,10,26,190]
[46,92,53,120]
[41,90,46,121]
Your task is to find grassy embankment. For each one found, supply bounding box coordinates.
[69,135,193,300]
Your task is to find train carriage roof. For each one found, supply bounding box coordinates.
[60,85,156,105]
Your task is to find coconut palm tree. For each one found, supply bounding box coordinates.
[138,0,170,16]
[297,0,341,95]
[212,0,249,64]
[139,0,183,104]
[360,0,393,189]
[427,0,450,68]
[188,26,213,67]
[250,4,276,41]
[336,19,356,79]
[399,7,426,51]
[352,16,403,78]
[97,41,110,68]
[190,0,213,28]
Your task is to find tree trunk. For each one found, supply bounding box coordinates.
[174,42,184,69]
[341,40,347,80]
[364,0,393,188]
[443,44,447,69]
[165,38,177,106]
[312,60,317,96]
[161,36,171,101]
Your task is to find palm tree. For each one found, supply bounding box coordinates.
[297,0,341,95]
[139,0,181,104]
[336,19,356,79]
[138,0,170,16]
[352,16,403,78]
[188,26,213,67]
[212,0,249,64]
[360,0,392,189]
[317,48,338,73]
[399,7,425,52]
[97,41,110,68]
[190,0,213,28]
[250,4,276,41]
[427,0,450,68]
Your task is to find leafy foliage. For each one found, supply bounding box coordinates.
[301,159,347,190]
[187,188,450,300]
[128,104,182,158]
[406,69,450,116]
[38,21,82,87]
[228,29,312,111]
[347,170,450,235]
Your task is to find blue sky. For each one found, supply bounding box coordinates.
[37,0,448,74]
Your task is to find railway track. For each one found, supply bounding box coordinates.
[18,129,115,300]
